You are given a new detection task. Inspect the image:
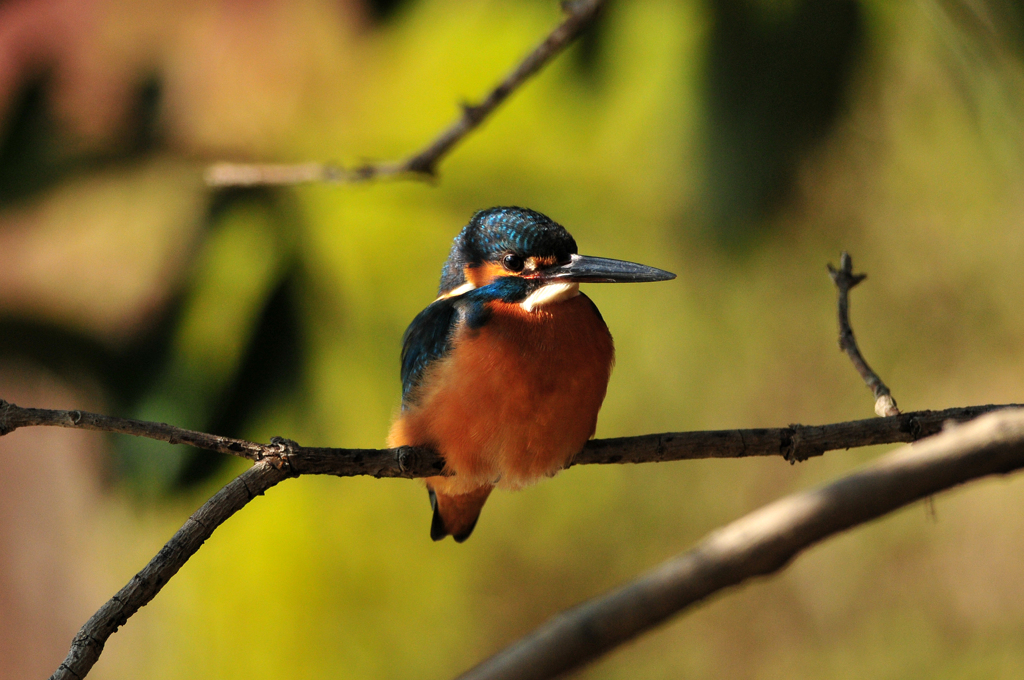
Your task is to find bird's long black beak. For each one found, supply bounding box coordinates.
[541,254,675,283]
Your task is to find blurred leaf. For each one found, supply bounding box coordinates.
[0,75,78,204]
[365,0,415,22]
[702,0,864,245]
[0,74,164,206]
[0,316,115,383]
[176,265,305,488]
[116,188,302,494]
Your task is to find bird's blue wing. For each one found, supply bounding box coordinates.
[399,296,461,407]
[398,280,527,407]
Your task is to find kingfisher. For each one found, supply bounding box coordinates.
[387,207,675,542]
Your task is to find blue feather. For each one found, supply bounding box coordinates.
[400,296,460,406]
[399,277,535,407]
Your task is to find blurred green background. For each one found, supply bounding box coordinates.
[1,0,1023,678]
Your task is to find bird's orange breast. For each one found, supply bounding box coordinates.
[387,293,614,494]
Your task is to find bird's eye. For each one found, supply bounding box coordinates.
[502,254,525,272]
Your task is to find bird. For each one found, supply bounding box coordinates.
[387,207,675,542]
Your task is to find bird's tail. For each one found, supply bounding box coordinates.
[426,479,493,542]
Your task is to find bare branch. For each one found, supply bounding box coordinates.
[0,400,269,460]
[6,397,1014,679]
[455,408,1024,680]
[204,0,605,188]
[50,461,293,680]
[3,399,1019,474]
[828,252,899,417]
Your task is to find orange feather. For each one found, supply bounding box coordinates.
[387,293,614,538]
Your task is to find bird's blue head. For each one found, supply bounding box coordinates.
[438,207,578,295]
[436,206,675,298]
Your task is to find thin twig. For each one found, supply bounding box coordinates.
[50,461,293,680]
[204,0,604,187]
[3,399,1017,473]
[828,252,900,417]
[454,408,1024,680]
[0,401,270,459]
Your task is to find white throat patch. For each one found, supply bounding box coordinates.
[520,282,580,312]
[438,282,476,300]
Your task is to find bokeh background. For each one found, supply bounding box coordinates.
[2,0,1024,678]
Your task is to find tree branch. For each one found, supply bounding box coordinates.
[0,401,270,460]
[828,252,899,416]
[454,407,1024,680]
[203,0,605,187]
[49,461,293,680]
[2,396,1014,680]
[3,399,1019,475]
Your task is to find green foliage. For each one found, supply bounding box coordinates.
[3,0,1024,678]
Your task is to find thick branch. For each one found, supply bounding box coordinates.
[50,461,293,680]
[204,0,604,187]
[828,252,899,416]
[455,408,1024,680]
